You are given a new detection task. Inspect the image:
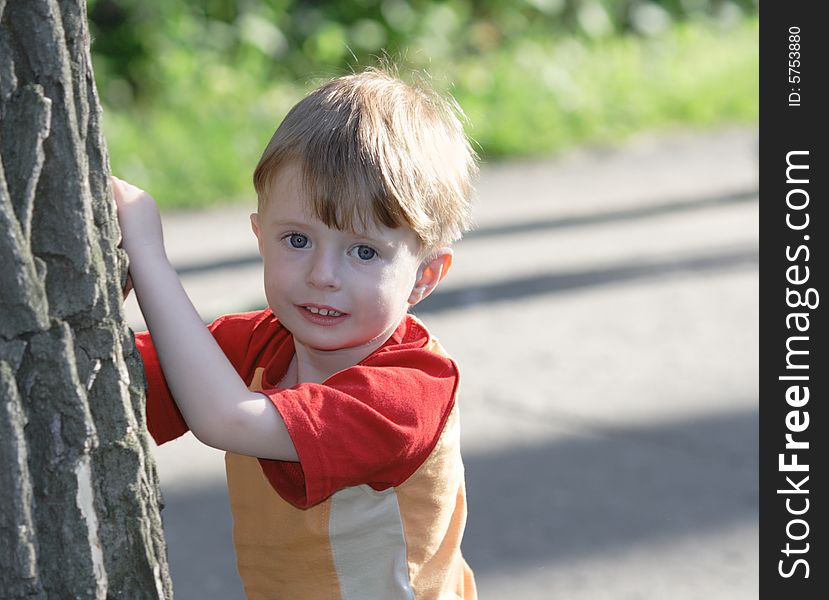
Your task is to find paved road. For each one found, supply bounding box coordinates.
[128,127,759,599]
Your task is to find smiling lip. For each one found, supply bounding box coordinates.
[296,304,348,326]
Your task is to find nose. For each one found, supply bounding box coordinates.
[306,249,341,290]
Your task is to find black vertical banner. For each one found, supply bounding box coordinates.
[760,1,826,597]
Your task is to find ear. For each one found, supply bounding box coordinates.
[408,248,453,305]
[250,213,264,257]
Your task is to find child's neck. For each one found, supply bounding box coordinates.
[288,340,381,385]
[286,319,404,385]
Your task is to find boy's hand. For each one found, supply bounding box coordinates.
[111,176,166,261]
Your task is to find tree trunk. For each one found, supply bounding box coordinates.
[0,1,173,597]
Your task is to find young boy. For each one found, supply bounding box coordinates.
[115,69,478,599]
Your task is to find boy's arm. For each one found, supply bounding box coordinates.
[113,177,298,461]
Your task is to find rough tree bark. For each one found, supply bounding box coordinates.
[0,0,172,597]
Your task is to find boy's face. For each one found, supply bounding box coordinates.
[251,162,430,353]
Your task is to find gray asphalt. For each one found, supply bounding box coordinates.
[126,126,759,599]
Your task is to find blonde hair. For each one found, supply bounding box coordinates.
[252,68,478,250]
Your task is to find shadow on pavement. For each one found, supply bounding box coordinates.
[160,482,241,600]
[159,406,757,596]
[465,188,757,241]
[416,245,757,314]
[462,405,757,574]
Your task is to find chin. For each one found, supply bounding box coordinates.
[304,339,351,352]
[291,328,354,350]
[302,330,383,354]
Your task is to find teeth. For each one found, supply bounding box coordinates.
[305,306,342,317]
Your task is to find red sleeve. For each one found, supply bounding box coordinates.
[257,347,459,508]
[135,331,188,445]
[135,311,268,445]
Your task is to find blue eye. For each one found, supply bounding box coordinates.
[287,233,308,248]
[354,245,377,261]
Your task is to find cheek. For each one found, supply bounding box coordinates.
[376,267,417,304]
[263,250,297,277]
[262,258,291,295]
[262,261,278,285]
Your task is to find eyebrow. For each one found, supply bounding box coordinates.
[269,219,312,230]
[344,231,397,250]
[360,237,397,250]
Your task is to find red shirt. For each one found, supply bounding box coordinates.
[135,310,460,508]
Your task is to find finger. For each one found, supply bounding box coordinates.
[122,273,134,301]
[111,176,123,203]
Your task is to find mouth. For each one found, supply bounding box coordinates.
[299,304,347,317]
[296,304,348,325]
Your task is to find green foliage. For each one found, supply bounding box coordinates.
[90,1,758,208]
[89,0,758,102]
[451,16,758,157]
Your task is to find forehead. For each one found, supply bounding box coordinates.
[260,161,309,216]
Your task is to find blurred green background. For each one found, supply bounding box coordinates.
[89,0,758,209]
